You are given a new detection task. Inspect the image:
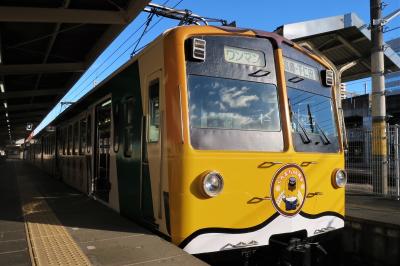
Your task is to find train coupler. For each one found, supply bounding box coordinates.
[270,237,327,266]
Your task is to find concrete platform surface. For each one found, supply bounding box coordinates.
[344,193,400,266]
[346,192,400,228]
[0,160,207,266]
[0,161,30,266]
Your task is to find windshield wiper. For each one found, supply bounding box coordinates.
[288,99,311,144]
[315,122,331,145]
[306,104,331,145]
[292,115,311,144]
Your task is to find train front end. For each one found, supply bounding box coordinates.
[163,26,345,255]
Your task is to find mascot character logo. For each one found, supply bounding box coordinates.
[270,164,307,217]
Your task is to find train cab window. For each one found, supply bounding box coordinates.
[80,118,87,155]
[87,115,92,154]
[67,125,72,155]
[287,87,339,153]
[73,122,79,155]
[148,80,160,143]
[124,98,134,157]
[113,102,120,153]
[187,75,283,151]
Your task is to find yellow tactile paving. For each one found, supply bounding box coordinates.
[19,181,91,266]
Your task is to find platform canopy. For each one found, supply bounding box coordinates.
[275,13,400,82]
[0,0,150,147]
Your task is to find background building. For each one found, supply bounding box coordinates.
[386,38,400,93]
[343,37,400,128]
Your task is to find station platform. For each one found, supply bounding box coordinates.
[0,160,206,266]
[346,192,400,228]
[344,193,400,266]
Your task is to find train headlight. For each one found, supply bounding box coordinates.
[201,171,224,197]
[332,169,347,188]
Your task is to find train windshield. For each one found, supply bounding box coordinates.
[187,75,283,151]
[185,35,282,151]
[288,88,339,152]
[282,43,340,153]
[188,75,280,131]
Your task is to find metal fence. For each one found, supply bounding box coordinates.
[345,125,400,198]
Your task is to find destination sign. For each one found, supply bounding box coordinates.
[284,57,318,81]
[224,46,265,67]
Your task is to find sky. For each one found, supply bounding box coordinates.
[32,0,400,136]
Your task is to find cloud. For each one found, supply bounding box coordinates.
[220,86,259,108]
[202,112,255,128]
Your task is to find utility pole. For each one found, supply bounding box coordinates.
[370,0,388,194]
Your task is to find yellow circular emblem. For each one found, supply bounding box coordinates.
[270,164,307,217]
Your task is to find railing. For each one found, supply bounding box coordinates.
[345,125,400,198]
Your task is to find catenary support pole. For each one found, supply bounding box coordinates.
[370,0,388,195]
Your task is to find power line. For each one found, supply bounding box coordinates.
[385,25,400,32]
[62,0,174,102]
[64,0,170,102]
[131,12,155,56]
[6,24,85,50]
[66,0,184,102]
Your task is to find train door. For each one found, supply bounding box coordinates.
[94,99,112,202]
[143,71,163,224]
[86,114,93,195]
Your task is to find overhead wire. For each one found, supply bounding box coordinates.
[60,13,163,102]
[65,0,184,103]
[6,24,85,50]
[384,25,400,32]
[130,12,156,56]
[33,0,175,133]
[62,0,174,102]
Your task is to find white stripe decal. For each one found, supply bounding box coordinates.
[183,215,344,254]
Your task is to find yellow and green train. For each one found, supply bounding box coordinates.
[25,25,346,255]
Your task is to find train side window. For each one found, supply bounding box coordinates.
[63,127,67,155]
[68,125,72,155]
[80,118,87,155]
[73,122,79,155]
[51,136,54,155]
[57,129,61,155]
[148,79,160,143]
[124,97,134,157]
[50,136,53,155]
[87,115,92,153]
[113,102,120,153]
[43,137,46,155]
